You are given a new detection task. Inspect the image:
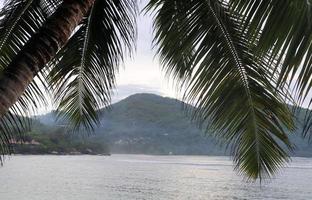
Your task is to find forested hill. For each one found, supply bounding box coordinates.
[36,93,312,157]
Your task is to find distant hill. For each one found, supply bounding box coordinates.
[36,93,312,157]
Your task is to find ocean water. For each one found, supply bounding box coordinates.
[0,155,311,200]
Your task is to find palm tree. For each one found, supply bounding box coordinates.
[0,0,311,180]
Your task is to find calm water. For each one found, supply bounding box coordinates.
[0,155,311,200]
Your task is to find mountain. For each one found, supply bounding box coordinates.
[93,93,225,155]
[36,93,312,156]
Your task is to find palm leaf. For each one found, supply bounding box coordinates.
[228,0,312,136]
[147,0,295,179]
[48,0,137,132]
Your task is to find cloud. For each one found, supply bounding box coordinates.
[113,0,175,100]
[112,84,164,103]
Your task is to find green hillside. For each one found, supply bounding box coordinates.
[36,93,312,156]
[94,93,224,155]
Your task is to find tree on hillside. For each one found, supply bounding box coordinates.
[0,0,311,180]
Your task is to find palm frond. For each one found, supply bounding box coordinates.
[48,0,137,132]
[0,111,32,161]
[147,0,295,180]
[228,0,312,136]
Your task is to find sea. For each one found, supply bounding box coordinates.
[0,155,311,200]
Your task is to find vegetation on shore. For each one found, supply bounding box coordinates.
[12,127,110,155]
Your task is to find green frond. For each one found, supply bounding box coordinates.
[228,0,312,136]
[0,112,32,159]
[147,0,295,180]
[48,0,137,132]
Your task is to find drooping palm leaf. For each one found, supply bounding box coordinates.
[0,111,33,161]
[228,0,312,136]
[147,0,295,179]
[48,0,137,132]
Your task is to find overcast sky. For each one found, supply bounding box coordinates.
[113,0,178,102]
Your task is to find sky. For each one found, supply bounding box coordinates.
[112,1,178,103]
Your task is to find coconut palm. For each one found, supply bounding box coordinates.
[0,0,311,180]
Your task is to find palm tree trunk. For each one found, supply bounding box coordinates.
[0,0,95,116]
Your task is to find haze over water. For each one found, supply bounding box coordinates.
[0,155,311,200]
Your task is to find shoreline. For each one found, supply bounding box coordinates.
[7,154,312,159]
